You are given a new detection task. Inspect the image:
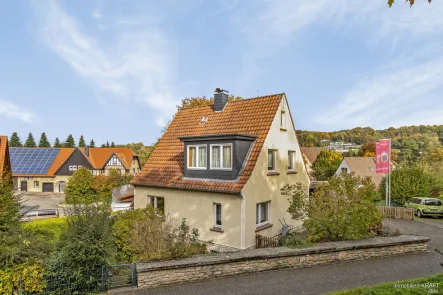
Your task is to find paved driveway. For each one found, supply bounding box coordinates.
[19,192,66,216]
[132,219,443,295]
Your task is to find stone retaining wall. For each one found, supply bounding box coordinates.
[137,235,429,289]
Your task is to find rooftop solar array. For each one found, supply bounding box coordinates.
[10,148,60,175]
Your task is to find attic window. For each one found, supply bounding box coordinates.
[201,116,209,124]
[280,109,287,129]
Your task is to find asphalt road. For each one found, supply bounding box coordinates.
[132,219,443,295]
[19,192,66,216]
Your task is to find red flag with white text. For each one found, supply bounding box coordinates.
[376,139,390,174]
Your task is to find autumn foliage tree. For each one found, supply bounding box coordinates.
[388,0,431,7]
[311,150,342,181]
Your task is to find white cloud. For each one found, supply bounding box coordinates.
[31,0,179,127]
[0,99,37,123]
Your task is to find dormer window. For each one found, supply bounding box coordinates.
[187,145,207,169]
[210,144,232,169]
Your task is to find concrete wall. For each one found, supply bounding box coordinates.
[137,235,429,289]
[134,186,243,249]
[242,95,310,248]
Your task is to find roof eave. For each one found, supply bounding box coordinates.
[131,182,242,195]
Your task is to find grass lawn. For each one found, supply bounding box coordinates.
[326,273,443,295]
[23,217,67,240]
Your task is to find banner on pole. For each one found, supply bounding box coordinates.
[376,139,390,174]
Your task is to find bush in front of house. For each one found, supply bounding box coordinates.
[286,173,383,243]
[23,217,67,243]
[112,206,207,262]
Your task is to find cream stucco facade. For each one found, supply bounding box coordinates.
[134,95,310,250]
[14,175,70,193]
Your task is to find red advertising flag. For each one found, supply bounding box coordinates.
[376,139,390,174]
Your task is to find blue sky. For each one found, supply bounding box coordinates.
[1,1,443,146]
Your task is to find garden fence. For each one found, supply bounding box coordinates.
[256,234,281,248]
[378,206,414,220]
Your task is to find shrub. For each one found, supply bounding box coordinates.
[23,218,67,242]
[113,207,206,262]
[45,204,115,293]
[279,232,313,249]
[0,264,45,295]
[65,168,97,204]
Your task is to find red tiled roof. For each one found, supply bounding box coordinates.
[0,136,11,178]
[131,94,284,193]
[79,148,138,169]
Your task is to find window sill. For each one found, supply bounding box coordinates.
[210,227,224,233]
[267,172,280,176]
[255,223,273,232]
[287,171,298,174]
[280,128,287,131]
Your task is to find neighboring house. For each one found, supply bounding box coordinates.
[11,146,140,193]
[131,91,310,251]
[300,147,323,178]
[0,136,12,182]
[335,157,383,187]
[111,184,134,212]
[79,147,141,176]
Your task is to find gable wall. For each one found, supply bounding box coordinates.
[242,95,310,248]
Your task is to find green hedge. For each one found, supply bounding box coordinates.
[23,218,67,241]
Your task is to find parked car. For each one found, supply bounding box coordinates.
[406,197,443,218]
[21,209,60,222]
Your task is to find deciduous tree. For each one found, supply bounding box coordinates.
[64,168,97,204]
[311,150,342,181]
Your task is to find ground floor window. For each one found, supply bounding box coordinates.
[149,196,165,213]
[256,201,270,226]
[59,181,66,193]
[213,203,222,228]
[34,181,39,188]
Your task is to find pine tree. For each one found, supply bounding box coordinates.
[24,133,37,147]
[9,132,22,147]
[54,137,61,148]
[111,142,115,148]
[64,134,76,148]
[90,139,96,148]
[38,132,51,147]
[106,141,110,148]
[78,135,86,147]
[101,144,106,148]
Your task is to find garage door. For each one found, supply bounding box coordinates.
[42,183,54,192]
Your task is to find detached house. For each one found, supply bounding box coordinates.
[0,136,12,181]
[335,157,383,187]
[131,90,310,251]
[11,146,140,193]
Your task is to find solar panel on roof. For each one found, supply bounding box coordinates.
[9,148,60,175]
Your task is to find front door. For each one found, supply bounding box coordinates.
[59,181,66,193]
[20,181,28,192]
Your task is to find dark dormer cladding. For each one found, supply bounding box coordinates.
[180,134,257,181]
[213,88,229,112]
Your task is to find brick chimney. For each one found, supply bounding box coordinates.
[85,145,89,157]
[213,88,229,112]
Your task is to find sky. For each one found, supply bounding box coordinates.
[1,0,443,146]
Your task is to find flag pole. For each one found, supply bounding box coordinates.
[388,138,391,207]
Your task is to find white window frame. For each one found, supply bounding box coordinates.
[34,181,39,188]
[341,167,348,173]
[187,144,207,170]
[69,165,78,171]
[78,165,82,169]
[210,143,233,170]
[213,203,222,228]
[256,201,270,227]
[268,150,277,172]
[288,151,296,171]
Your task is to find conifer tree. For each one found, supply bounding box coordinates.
[111,142,115,148]
[24,133,37,147]
[106,141,110,148]
[9,132,22,147]
[64,134,76,148]
[90,139,96,148]
[54,137,62,148]
[38,132,51,147]
[78,135,86,147]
